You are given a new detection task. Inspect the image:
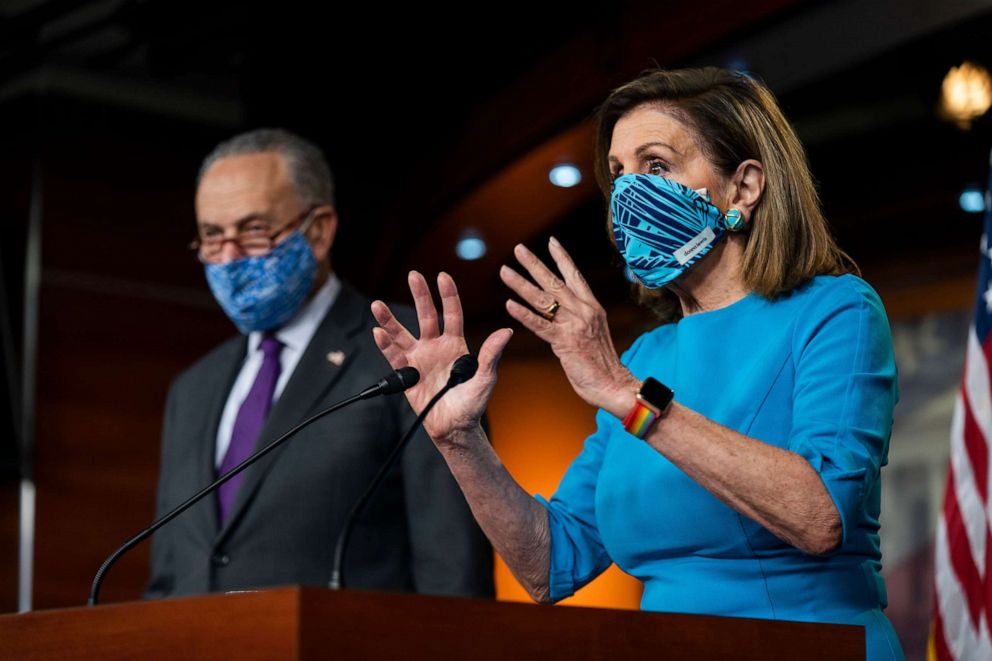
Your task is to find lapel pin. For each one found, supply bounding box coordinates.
[326,350,346,366]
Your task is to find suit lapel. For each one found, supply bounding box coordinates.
[192,337,246,537]
[214,284,367,545]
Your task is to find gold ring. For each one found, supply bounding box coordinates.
[541,300,561,320]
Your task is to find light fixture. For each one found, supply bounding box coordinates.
[959,186,987,214]
[939,61,992,129]
[456,229,487,260]
[549,164,582,188]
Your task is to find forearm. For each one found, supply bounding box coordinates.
[436,426,552,603]
[642,403,842,555]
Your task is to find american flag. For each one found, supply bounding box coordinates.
[932,165,992,660]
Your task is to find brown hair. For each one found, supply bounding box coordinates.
[594,67,857,322]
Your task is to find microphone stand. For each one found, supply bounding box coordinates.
[329,354,477,590]
[328,387,448,590]
[88,368,418,606]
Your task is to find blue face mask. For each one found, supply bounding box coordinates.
[610,173,734,289]
[204,229,318,334]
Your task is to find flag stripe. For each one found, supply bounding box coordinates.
[962,383,989,505]
[944,465,986,630]
[966,329,992,453]
[935,510,992,658]
[950,389,988,577]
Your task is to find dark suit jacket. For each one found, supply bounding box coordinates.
[146,282,494,598]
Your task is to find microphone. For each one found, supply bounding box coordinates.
[359,365,420,398]
[87,366,420,606]
[446,354,478,387]
[330,355,475,590]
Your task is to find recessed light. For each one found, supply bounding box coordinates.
[549,164,582,188]
[456,230,487,260]
[960,187,987,214]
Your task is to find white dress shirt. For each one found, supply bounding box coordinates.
[214,274,342,467]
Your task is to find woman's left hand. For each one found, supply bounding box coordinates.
[500,237,640,418]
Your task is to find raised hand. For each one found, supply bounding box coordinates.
[371,271,513,444]
[500,237,639,418]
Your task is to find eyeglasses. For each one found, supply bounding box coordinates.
[190,206,319,262]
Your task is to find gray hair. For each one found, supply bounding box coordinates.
[198,128,335,207]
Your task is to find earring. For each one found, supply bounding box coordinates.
[724,208,745,232]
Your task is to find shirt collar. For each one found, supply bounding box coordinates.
[247,273,342,355]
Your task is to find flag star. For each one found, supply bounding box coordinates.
[984,282,992,312]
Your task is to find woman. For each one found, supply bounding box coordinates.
[371,67,902,660]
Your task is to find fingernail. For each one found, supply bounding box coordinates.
[549,236,560,247]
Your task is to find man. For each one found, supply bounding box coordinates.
[146,128,493,598]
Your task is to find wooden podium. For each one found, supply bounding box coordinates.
[0,586,864,659]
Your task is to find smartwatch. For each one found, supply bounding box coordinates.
[622,377,674,439]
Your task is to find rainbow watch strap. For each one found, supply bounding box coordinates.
[622,400,658,438]
[622,377,674,438]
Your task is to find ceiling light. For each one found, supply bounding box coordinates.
[939,61,992,129]
[960,186,987,214]
[549,164,582,188]
[456,230,487,261]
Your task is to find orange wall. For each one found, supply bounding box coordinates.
[486,355,642,609]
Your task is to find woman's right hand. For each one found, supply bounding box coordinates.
[371,271,514,445]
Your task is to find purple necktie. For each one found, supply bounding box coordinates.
[217,335,284,526]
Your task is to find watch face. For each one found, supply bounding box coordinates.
[641,377,674,410]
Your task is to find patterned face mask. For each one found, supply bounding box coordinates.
[610,173,730,289]
[204,229,318,334]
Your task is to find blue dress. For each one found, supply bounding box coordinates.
[536,274,904,660]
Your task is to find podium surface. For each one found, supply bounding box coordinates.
[0,586,864,659]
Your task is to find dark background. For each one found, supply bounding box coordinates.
[1,1,989,655]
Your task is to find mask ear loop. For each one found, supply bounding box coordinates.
[723,208,745,232]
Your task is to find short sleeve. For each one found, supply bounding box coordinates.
[788,277,898,550]
[535,333,650,602]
